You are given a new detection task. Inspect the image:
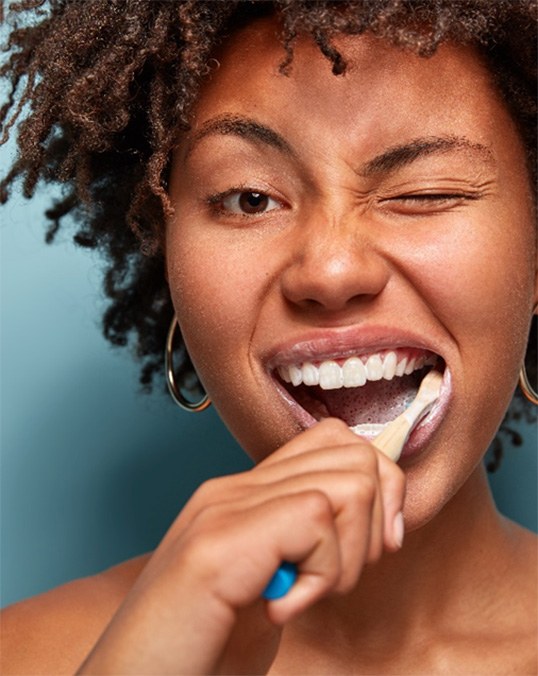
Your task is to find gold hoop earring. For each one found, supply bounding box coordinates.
[165,316,211,412]
[519,365,538,406]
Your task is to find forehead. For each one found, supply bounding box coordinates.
[188,18,516,161]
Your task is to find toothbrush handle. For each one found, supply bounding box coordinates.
[371,419,411,461]
[261,427,407,600]
[260,425,407,600]
[262,562,298,600]
[260,373,442,599]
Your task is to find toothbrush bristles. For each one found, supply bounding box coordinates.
[373,370,443,462]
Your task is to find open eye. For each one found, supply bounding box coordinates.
[219,191,281,215]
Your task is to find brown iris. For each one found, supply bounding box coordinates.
[238,192,269,214]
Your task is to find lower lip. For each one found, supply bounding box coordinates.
[398,369,452,461]
[274,379,319,430]
[273,368,452,462]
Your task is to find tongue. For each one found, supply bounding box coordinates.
[317,376,419,427]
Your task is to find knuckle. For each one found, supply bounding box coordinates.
[300,489,333,525]
[356,474,377,504]
[169,478,230,535]
[337,474,377,511]
[359,445,379,473]
[180,529,223,576]
[188,501,229,537]
[320,417,350,436]
[191,474,245,510]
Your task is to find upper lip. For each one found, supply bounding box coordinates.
[264,325,446,370]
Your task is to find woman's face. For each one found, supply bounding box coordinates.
[167,19,537,529]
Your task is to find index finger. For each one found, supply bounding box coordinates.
[258,418,365,467]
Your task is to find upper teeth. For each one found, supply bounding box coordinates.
[277,352,436,390]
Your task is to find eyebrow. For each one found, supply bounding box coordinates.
[186,115,494,176]
[358,136,494,176]
[187,114,294,157]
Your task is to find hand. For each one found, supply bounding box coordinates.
[78,418,406,675]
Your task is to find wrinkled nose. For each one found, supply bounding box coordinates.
[279,212,391,313]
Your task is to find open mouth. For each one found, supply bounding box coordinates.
[274,348,444,437]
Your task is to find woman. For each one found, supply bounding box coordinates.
[1,1,537,673]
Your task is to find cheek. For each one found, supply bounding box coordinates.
[165,227,263,381]
[403,214,535,393]
[423,235,522,329]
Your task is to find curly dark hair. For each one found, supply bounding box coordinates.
[1,0,536,469]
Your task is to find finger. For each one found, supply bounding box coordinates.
[179,435,379,532]
[253,439,380,485]
[257,421,400,557]
[174,427,360,530]
[259,438,387,568]
[175,489,342,611]
[376,451,407,551]
[363,449,385,565]
[202,445,389,591]
[258,491,342,625]
[258,417,358,467]
[228,468,382,594]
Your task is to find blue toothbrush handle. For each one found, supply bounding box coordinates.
[262,562,298,600]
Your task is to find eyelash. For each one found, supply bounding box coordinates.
[384,192,478,205]
[205,188,479,220]
[394,192,475,200]
[378,191,480,215]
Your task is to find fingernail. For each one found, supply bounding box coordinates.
[393,511,404,548]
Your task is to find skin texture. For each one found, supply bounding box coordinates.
[2,21,537,676]
[167,24,537,531]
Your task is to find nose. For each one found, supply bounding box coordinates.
[279,210,391,313]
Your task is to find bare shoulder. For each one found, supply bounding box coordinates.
[0,553,151,675]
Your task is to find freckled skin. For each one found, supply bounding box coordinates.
[3,20,537,676]
[167,23,537,532]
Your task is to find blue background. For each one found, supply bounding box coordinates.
[1,163,537,608]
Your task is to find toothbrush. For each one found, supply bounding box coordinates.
[262,370,443,600]
[370,369,443,462]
